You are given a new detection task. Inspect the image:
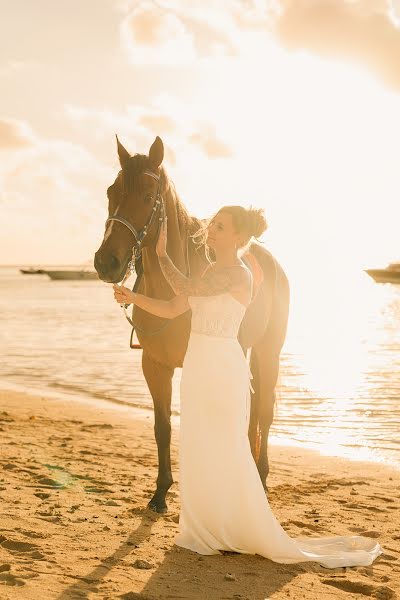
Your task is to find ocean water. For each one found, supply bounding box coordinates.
[1,265,399,468]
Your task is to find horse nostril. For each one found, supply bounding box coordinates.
[94,252,120,277]
[109,255,120,272]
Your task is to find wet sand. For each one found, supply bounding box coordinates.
[0,388,399,599]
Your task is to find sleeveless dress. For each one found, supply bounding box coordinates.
[175,292,383,568]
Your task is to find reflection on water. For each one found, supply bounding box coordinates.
[1,266,399,467]
[274,269,400,466]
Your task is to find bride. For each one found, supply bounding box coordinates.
[113,204,383,568]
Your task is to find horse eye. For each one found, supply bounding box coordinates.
[144,194,154,204]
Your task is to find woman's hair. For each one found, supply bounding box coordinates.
[191,205,268,262]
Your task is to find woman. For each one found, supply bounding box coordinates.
[113,204,383,568]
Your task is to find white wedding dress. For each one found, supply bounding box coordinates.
[175,292,383,568]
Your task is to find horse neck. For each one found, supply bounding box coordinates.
[164,181,190,274]
[142,178,200,294]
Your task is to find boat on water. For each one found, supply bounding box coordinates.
[44,270,99,281]
[364,262,400,284]
[19,267,46,275]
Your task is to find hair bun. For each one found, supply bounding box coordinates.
[246,205,268,239]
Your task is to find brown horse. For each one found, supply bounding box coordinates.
[94,135,290,513]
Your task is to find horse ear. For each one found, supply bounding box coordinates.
[148,136,164,169]
[116,134,131,170]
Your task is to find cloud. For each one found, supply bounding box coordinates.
[121,4,197,64]
[189,126,233,158]
[120,0,240,65]
[138,113,176,133]
[64,100,233,163]
[0,117,113,263]
[273,0,400,90]
[118,0,400,92]
[0,117,35,150]
[64,103,178,165]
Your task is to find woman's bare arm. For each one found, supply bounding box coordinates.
[113,258,250,318]
[158,254,249,297]
[130,292,190,319]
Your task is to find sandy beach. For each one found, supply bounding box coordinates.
[0,388,399,600]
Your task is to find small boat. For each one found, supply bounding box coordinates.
[44,270,99,281]
[364,262,400,284]
[19,267,46,275]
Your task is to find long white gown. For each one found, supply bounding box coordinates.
[175,292,383,568]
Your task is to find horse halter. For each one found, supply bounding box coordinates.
[105,169,165,285]
[104,167,189,343]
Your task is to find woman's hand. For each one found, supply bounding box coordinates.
[113,283,135,305]
[156,215,168,257]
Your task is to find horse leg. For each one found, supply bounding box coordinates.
[142,352,174,514]
[255,348,281,490]
[248,351,261,460]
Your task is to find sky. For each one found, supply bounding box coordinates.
[1,0,400,287]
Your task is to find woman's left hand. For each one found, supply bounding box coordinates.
[113,284,135,305]
[156,215,168,257]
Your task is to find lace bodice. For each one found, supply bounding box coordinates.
[188,293,246,339]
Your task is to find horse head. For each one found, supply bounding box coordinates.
[94,135,165,283]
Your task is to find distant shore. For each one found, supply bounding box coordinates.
[0,387,399,599]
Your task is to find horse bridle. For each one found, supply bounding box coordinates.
[105,168,165,286]
[105,168,187,342]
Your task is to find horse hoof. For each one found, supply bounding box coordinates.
[147,499,168,514]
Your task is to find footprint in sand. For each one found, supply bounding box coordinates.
[353,530,381,538]
[0,411,14,422]
[0,572,26,587]
[361,530,384,539]
[322,579,396,599]
[17,529,49,540]
[34,492,51,500]
[1,538,38,554]
[37,477,66,489]
[80,423,113,430]
[367,495,396,503]
[378,553,399,566]
[0,565,11,572]
[28,551,45,560]
[84,485,114,494]
[2,462,18,470]
[287,519,323,532]
[341,502,388,513]
[36,515,62,523]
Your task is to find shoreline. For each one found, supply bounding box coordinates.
[2,378,399,471]
[0,386,399,599]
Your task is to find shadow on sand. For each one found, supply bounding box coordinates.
[57,508,319,600]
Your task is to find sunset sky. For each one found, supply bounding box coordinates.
[2,0,400,285]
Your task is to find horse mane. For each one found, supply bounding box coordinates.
[122,153,202,237]
[121,152,208,278]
